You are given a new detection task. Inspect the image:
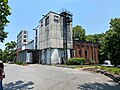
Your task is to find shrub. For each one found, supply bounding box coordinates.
[89,59,95,65]
[21,62,27,66]
[15,61,20,65]
[66,58,85,65]
[15,61,23,65]
[5,60,9,63]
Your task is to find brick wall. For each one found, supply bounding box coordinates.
[73,40,99,64]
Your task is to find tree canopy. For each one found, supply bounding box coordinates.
[86,34,104,43]
[72,21,120,66]
[104,18,120,66]
[0,0,11,42]
[1,41,16,62]
[72,25,86,41]
[0,48,3,60]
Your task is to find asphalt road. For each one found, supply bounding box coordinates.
[3,63,120,90]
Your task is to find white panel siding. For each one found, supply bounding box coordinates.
[46,49,51,64]
[51,49,59,64]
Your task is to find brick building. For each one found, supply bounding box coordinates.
[73,40,99,64]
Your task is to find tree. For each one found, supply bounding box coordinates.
[0,49,3,60]
[86,35,95,42]
[86,34,104,43]
[104,18,120,66]
[86,33,106,64]
[72,25,86,41]
[98,33,110,64]
[5,41,16,50]
[0,0,11,42]
[2,41,16,62]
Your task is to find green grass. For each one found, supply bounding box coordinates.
[55,64,120,75]
[99,66,120,75]
[55,64,101,69]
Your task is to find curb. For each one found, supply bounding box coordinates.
[96,69,120,84]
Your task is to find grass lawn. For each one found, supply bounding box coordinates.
[55,64,100,69]
[99,66,120,75]
[55,64,120,75]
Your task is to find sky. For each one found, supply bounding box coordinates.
[0,0,120,49]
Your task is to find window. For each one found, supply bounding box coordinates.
[54,15,59,18]
[79,51,81,57]
[45,16,49,26]
[35,30,37,35]
[54,19,59,23]
[54,15,59,23]
[82,44,84,48]
[24,39,26,42]
[77,43,79,47]
[24,35,26,38]
[41,21,43,27]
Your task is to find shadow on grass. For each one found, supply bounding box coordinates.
[78,82,120,90]
[3,80,34,90]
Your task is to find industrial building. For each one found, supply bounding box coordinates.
[17,30,28,49]
[34,10,73,64]
[17,9,73,64]
[16,10,99,64]
[17,40,35,63]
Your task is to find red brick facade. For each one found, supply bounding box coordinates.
[73,40,99,64]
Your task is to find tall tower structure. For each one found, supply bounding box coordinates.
[36,9,73,64]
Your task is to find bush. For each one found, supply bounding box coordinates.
[66,58,86,65]
[21,62,27,66]
[89,59,95,65]
[15,61,20,65]
[15,61,23,65]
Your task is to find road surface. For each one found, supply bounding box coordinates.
[3,63,120,90]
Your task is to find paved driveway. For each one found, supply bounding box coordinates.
[3,63,120,90]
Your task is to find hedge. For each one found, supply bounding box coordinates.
[66,58,86,65]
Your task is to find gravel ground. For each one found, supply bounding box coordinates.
[3,63,120,90]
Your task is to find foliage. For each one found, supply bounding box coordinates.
[72,25,86,41]
[0,0,11,42]
[2,41,16,62]
[15,61,27,66]
[86,34,104,43]
[89,59,95,65]
[0,48,3,60]
[103,18,120,66]
[5,41,16,50]
[100,66,120,75]
[15,61,20,65]
[85,33,106,64]
[66,58,85,65]
[72,25,105,64]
